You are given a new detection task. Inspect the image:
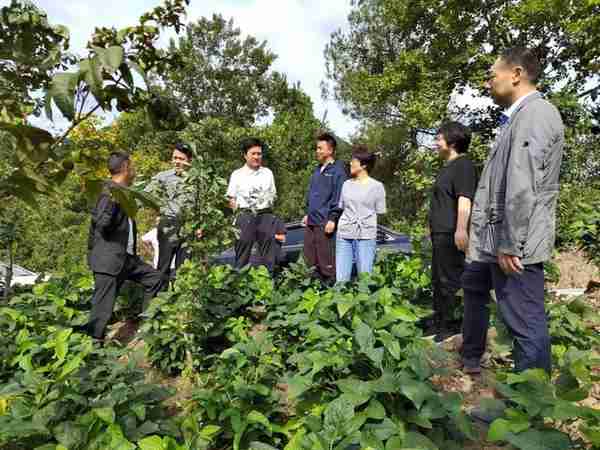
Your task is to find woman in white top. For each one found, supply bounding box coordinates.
[336,146,386,282]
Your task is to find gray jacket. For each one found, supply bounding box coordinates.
[468,92,564,265]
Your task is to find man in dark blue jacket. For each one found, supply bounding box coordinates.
[303,132,348,284]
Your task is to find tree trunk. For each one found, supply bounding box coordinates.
[2,240,13,301]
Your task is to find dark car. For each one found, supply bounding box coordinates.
[212,222,412,268]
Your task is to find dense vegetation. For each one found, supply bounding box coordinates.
[1,0,599,449]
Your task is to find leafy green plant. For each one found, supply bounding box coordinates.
[141,262,274,374]
[484,348,600,450]
[547,295,600,351]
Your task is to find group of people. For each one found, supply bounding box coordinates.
[84,46,565,384]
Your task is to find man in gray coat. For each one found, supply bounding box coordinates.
[461,48,564,375]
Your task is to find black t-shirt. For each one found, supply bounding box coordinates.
[429,156,478,234]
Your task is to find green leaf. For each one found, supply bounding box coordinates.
[402,431,439,450]
[248,442,279,450]
[94,45,125,72]
[377,330,401,359]
[505,429,571,450]
[94,407,116,424]
[54,328,72,361]
[0,122,54,163]
[59,355,82,379]
[355,321,383,365]
[49,72,78,120]
[284,428,306,450]
[53,421,87,448]
[199,424,221,439]
[399,378,433,409]
[364,399,386,420]
[324,396,355,434]
[488,418,510,442]
[385,436,403,450]
[138,435,165,450]
[580,424,600,446]
[286,374,312,399]
[247,410,272,434]
[360,429,384,450]
[79,57,104,100]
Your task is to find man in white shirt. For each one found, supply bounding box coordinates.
[227,138,277,269]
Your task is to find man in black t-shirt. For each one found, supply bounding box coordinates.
[428,122,477,342]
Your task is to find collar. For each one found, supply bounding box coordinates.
[319,159,335,173]
[504,90,538,118]
[241,164,263,174]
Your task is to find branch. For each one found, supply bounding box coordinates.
[50,75,124,152]
[579,84,600,99]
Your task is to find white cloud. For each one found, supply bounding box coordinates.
[27,0,358,138]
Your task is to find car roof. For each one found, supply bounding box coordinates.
[0,262,38,277]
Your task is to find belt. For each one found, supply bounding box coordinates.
[239,208,273,215]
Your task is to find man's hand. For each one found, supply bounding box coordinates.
[274,233,286,243]
[195,229,203,239]
[498,252,524,275]
[454,229,469,252]
[324,220,336,234]
[302,215,308,227]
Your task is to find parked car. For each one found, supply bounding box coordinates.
[212,221,412,268]
[0,262,43,296]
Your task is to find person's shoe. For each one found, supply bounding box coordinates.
[433,328,456,343]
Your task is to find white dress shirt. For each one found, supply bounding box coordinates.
[127,219,135,255]
[504,90,538,119]
[226,165,276,210]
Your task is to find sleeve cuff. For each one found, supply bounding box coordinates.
[497,241,524,258]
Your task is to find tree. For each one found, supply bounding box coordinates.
[164,14,280,127]
[0,0,190,296]
[324,0,600,227]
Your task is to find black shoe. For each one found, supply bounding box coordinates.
[433,328,456,343]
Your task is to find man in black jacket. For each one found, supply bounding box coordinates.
[86,152,164,340]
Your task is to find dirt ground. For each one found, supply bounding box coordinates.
[550,249,600,289]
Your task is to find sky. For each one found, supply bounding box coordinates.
[18,0,359,138]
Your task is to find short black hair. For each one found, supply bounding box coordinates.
[500,47,542,83]
[317,132,337,151]
[241,137,263,155]
[437,122,472,154]
[108,151,130,175]
[351,144,377,172]
[173,142,193,159]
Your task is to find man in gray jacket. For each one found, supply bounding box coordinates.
[461,48,564,375]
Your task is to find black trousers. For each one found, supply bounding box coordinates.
[157,218,190,280]
[88,254,164,339]
[235,212,276,270]
[461,261,551,373]
[431,232,465,329]
[304,224,336,283]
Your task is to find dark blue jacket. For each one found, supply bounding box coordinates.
[305,160,348,226]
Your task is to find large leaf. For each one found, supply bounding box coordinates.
[355,321,383,366]
[53,421,87,448]
[93,406,116,424]
[79,57,104,100]
[402,431,439,450]
[323,396,355,436]
[94,45,125,72]
[0,122,54,163]
[137,435,165,450]
[247,410,272,435]
[49,72,78,120]
[504,429,571,450]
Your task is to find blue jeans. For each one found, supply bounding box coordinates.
[336,237,377,282]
